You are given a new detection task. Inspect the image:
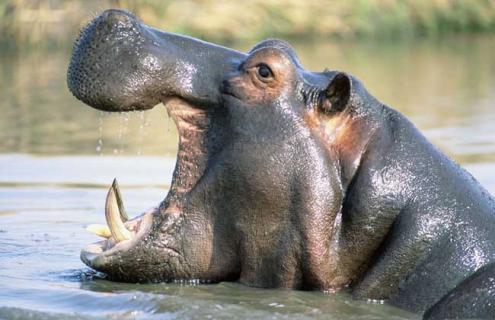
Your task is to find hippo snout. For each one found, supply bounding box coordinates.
[68,9,246,112]
[67,9,162,112]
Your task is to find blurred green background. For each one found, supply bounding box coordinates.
[2,0,495,48]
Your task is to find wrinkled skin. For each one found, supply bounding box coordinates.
[68,9,495,319]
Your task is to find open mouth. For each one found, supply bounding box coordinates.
[81,98,211,270]
[72,9,240,275]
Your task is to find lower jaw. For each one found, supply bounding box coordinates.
[80,211,154,269]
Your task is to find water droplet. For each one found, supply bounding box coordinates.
[116,113,131,155]
[96,140,102,153]
[96,112,104,155]
[137,111,145,155]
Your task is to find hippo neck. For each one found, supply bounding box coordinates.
[337,114,380,190]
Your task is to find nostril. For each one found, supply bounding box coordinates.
[103,9,131,22]
[88,9,142,45]
[100,9,135,28]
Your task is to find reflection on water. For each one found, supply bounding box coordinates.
[1,35,495,163]
[0,47,175,156]
[0,34,494,319]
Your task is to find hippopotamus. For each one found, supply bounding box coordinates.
[67,9,495,319]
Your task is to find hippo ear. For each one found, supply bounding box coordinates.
[320,72,351,113]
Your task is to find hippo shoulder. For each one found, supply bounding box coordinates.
[424,263,495,319]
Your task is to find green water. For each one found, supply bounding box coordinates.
[1,34,495,319]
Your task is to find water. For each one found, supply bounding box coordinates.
[1,34,495,319]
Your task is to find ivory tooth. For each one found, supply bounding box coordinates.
[86,224,112,238]
[105,183,133,242]
[112,178,129,222]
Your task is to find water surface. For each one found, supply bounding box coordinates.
[0,34,494,319]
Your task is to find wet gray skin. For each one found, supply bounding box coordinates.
[68,9,495,319]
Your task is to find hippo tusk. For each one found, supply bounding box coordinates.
[112,178,129,222]
[86,224,112,238]
[105,180,134,242]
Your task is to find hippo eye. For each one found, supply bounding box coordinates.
[257,63,273,80]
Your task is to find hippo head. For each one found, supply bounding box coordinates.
[69,9,377,288]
